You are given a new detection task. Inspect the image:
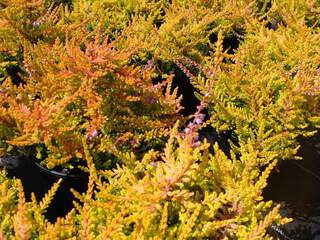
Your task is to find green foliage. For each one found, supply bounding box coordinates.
[0,0,319,239]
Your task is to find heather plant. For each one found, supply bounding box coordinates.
[117,0,269,63]
[0,0,182,168]
[0,127,291,239]
[186,12,320,167]
[0,0,319,239]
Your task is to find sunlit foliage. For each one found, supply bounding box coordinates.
[1,0,319,239]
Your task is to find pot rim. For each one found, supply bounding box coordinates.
[32,161,69,178]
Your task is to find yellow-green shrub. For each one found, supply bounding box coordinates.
[0,0,319,239]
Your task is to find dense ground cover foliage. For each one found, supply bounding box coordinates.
[0,0,319,239]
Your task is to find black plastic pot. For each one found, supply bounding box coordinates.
[263,133,320,239]
[0,155,88,222]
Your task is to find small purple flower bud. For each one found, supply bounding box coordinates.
[87,129,98,141]
[193,141,201,148]
[142,58,155,71]
[195,117,203,125]
[184,127,191,134]
[187,123,196,131]
[199,113,205,120]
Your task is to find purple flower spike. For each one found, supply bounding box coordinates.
[187,122,196,131]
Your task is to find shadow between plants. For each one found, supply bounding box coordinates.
[264,133,320,239]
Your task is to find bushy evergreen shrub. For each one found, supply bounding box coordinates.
[0,0,319,239]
